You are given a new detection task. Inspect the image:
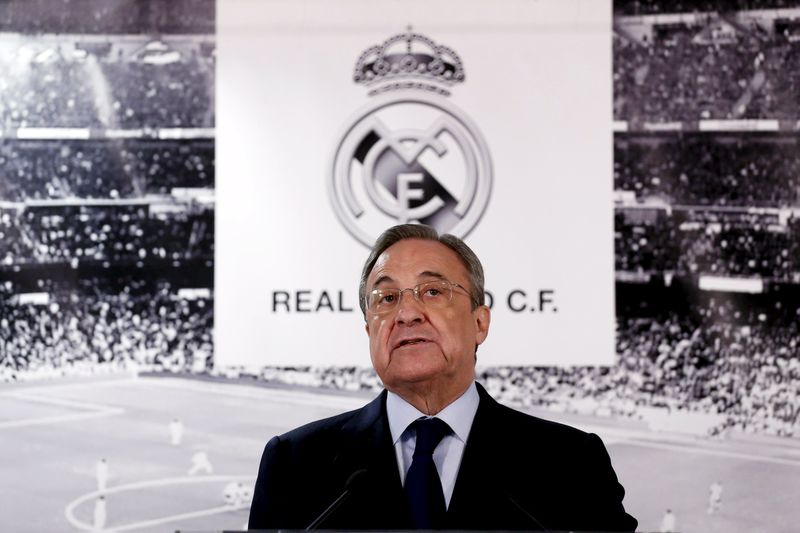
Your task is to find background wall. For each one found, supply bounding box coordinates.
[1,0,799,532]
[217,0,616,367]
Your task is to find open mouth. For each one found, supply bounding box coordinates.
[396,338,429,348]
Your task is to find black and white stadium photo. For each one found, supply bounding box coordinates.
[1,0,799,532]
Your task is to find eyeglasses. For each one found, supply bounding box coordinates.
[366,279,475,315]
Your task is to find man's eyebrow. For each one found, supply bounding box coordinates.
[371,275,395,288]
[371,271,445,289]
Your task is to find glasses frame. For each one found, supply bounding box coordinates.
[365,279,476,316]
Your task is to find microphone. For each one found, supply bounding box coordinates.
[507,493,550,532]
[306,469,369,530]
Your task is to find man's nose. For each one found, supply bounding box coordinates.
[395,289,425,324]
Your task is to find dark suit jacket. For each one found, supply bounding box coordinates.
[248,383,637,531]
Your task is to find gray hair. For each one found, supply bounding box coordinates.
[359,224,485,317]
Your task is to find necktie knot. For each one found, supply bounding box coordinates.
[411,417,450,457]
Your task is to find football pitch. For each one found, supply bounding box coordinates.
[0,374,798,533]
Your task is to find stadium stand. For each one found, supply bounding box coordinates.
[0,1,217,385]
[0,277,214,382]
[607,2,800,438]
[0,141,133,200]
[102,55,214,129]
[0,53,100,129]
[2,0,798,443]
[0,140,214,201]
[614,209,800,279]
[0,40,214,129]
[614,135,800,207]
[614,9,800,122]
[0,0,214,35]
[14,205,214,264]
[614,0,800,16]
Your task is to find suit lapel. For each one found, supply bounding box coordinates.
[329,390,411,528]
[446,383,500,525]
[446,383,547,530]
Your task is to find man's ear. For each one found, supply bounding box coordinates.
[474,305,491,346]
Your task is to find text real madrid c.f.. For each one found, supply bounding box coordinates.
[269,289,558,314]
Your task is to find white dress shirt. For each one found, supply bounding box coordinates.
[386,381,480,508]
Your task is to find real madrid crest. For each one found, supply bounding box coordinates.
[329,28,493,247]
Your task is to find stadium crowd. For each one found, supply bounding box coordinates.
[1,0,798,443]
[0,53,99,130]
[0,205,213,266]
[0,0,214,35]
[615,0,800,16]
[615,211,800,280]
[102,55,214,129]
[0,278,213,382]
[120,140,214,194]
[608,2,800,438]
[0,140,214,201]
[0,2,217,385]
[612,295,800,437]
[614,20,800,122]
[0,141,132,200]
[0,43,213,130]
[614,136,800,207]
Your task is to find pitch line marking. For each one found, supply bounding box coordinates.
[137,376,369,410]
[14,376,797,468]
[65,474,255,532]
[4,391,124,411]
[17,374,370,411]
[143,378,800,468]
[570,423,800,467]
[0,391,124,430]
[615,438,800,467]
[113,504,248,532]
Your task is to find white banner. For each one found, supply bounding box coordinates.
[217,0,614,367]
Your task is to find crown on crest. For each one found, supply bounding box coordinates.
[353,27,465,91]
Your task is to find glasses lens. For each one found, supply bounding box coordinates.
[369,289,400,314]
[368,281,455,314]
[418,280,452,307]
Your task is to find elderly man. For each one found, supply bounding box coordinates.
[248,224,636,531]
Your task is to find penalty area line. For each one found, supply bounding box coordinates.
[0,391,124,430]
[65,475,254,532]
[112,503,249,532]
[138,376,368,410]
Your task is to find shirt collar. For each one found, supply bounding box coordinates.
[387,381,479,445]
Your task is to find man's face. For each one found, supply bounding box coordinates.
[364,239,490,400]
